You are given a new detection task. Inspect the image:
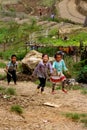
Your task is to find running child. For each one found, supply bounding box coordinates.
[33,54,53,94]
[6,54,18,85]
[50,52,69,94]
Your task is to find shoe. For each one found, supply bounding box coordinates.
[62,89,67,93]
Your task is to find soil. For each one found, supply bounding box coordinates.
[0,79,87,130]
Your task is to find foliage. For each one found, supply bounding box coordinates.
[70,85,81,90]
[5,87,16,95]
[0,74,6,80]
[0,86,6,94]
[38,47,58,56]
[64,112,80,122]
[74,60,87,71]
[77,65,87,83]
[0,62,6,68]
[40,0,57,7]
[81,88,87,95]
[11,105,23,114]
[63,112,87,127]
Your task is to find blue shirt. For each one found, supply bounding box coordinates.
[52,59,68,73]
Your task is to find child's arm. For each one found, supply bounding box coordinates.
[48,62,53,75]
[52,62,57,76]
[32,62,41,76]
[62,60,71,77]
[62,60,68,72]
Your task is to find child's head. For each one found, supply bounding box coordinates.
[54,52,62,62]
[42,54,49,63]
[11,54,17,63]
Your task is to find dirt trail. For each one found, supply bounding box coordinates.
[58,0,85,23]
[0,0,19,4]
[0,80,87,130]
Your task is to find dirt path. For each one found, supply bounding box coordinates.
[0,80,87,130]
[58,0,85,23]
[0,0,19,4]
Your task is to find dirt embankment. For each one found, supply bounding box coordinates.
[75,0,87,16]
[58,0,85,23]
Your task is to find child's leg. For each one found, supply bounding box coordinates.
[52,83,56,92]
[41,78,46,93]
[62,80,67,93]
[12,70,17,85]
[7,73,11,85]
[37,77,43,89]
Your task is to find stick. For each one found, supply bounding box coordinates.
[4,70,12,77]
[43,102,61,108]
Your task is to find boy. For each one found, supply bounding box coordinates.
[6,54,18,85]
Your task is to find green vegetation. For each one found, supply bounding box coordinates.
[0,20,41,60]
[0,62,6,68]
[0,74,6,80]
[63,112,87,127]
[37,31,87,46]
[81,88,87,95]
[0,86,16,96]
[77,65,87,83]
[5,87,16,95]
[41,0,57,7]
[0,86,6,94]
[11,105,23,114]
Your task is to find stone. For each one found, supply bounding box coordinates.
[22,50,54,74]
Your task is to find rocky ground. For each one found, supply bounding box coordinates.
[0,79,87,130]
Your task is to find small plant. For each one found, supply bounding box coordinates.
[71,85,82,90]
[81,88,87,95]
[5,87,16,95]
[11,105,23,114]
[65,113,80,122]
[0,86,6,94]
[63,112,87,127]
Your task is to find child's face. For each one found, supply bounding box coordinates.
[11,56,16,63]
[42,55,49,63]
[55,55,62,62]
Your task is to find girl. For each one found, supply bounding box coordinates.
[33,54,53,94]
[50,52,69,94]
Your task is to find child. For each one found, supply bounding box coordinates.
[33,54,53,94]
[50,52,69,94]
[6,54,18,85]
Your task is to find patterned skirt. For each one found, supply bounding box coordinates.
[50,73,66,83]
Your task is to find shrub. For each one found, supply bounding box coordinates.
[64,113,80,122]
[5,87,16,95]
[11,105,23,114]
[63,112,87,127]
[77,65,87,83]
